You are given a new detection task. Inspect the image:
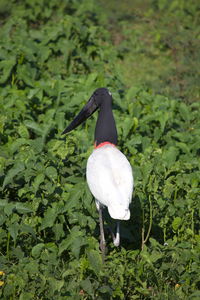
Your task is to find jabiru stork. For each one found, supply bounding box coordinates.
[62,88,133,258]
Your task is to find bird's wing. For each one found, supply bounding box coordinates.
[86,145,133,220]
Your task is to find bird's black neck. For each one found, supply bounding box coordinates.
[95,101,118,146]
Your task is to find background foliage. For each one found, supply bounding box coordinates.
[0,0,199,299]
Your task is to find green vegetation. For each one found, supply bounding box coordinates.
[0,0,199,299]
[100,0,200,102]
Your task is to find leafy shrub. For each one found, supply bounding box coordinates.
[0,0,199,299]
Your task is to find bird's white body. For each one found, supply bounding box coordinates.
[86,144,133,220]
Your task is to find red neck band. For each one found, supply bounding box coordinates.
[94,141,116,149]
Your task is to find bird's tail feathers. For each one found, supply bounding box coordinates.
[108,205,130,220]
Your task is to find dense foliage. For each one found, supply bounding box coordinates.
[0,0,199,299]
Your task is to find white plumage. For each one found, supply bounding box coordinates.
[86,144,133,220]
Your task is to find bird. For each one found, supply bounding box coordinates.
[62,88,133,259]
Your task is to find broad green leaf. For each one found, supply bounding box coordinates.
[4,203,15,216]
[45,166,57,180]
[2,162,25,188]
[53,223,64,241]
[0,214,6,226]
[11,138,30,153]
[71,235,87,258]
[12,246,24,260]
[98,285,112,294]
[0,57,16,84]
[51,279,64,293]
[58,226,86,257]
[40,206,57,230]
[80,278,94,297]
[15,203,33,214]
[24,121,43,135]
[162,146,179,167]
[149,251,162,263]
[172,217,182,231]
[31,243,45,258]
[17,64,36,87]
[8,223,19,241]
[0,115,7,133]
[33,173,45,193]
[58,239,71,256]
[19,292,35,300]
[87,249,102,276]
[20,224,36,238]
[18,124,29,139]
[179,102,190,122]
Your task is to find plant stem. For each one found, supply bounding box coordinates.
[6,232,10,260]
[142,194,153,250]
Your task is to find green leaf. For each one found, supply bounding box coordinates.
[19,292,35,300]
[31,243,45,258]
[17,64,36,86]
[53,223,64,241]
[58,239,70,256]
[71,235,87,258]
[20,224,36,238]
[4,203,15,216]
[0,57,16,84]
[87,249,102,276]
[33,173,45,193]
[18,124,29,139]
[162,146,179,167]
[150,251,162,263]
[15,203,32,214]
[179,102,190,122]
[2,162,25,188]
[80,278,94,297]
[98,285,112,294]
[58,227,86,258]
[8,223,19,241]
[51,279,64,293]
[172,217,182,231]
[24,121,43,134]
[40,206,57,230]
[11,138,30,153]
[45,166,57,180]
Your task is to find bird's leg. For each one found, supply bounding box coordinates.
[113,221,120,247]
[99,205,106,262]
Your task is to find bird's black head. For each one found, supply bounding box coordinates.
[62,87,114,136]
[92,87,112,107]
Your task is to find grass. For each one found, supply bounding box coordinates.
[99,0,200,102]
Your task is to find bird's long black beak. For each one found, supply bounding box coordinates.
[62,96,98,134]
